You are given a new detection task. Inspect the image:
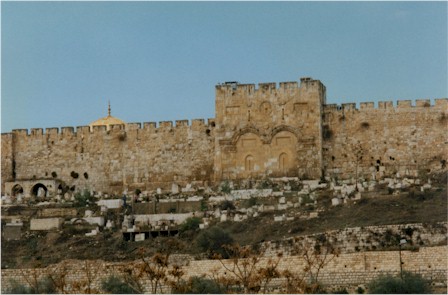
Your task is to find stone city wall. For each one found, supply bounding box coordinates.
[1,119,216,194]
[1,246,446,293]
[263,222,448,256]
[214,78,326,181]
[322,99,448,180]
[2,78,447,195]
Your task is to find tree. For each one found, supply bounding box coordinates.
[212,244,282,294]
[368,271,431,294]
[195,226,234,258]
[179,217,201,233]
[171,276,224,294]
[285,238,339,293]
[101,276,140,294]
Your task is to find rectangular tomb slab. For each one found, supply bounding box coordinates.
[30,218,64,231]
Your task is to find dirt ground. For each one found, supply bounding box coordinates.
[2,182,446,270]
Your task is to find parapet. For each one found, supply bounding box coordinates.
[360,102,374,109]
[126,123,142,131]
[325,98,448,112]
[6,117,216,141]
[416,99,431,107]
[31,128,43,136]
[215,77,324,97]
[175,120,189,127]
[61,127,75,135]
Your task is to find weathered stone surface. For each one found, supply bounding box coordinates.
[30,218,63,231]
[1,77,446,195]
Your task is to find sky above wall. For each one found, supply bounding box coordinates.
[1,1,447,133]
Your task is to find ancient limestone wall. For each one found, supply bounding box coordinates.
[323,99,448,180]
[263,222,448,256]
[1,246,446,293]
[2,119,215,195]
[2,77,447,194]
[1,133,14,188]
[214,78,326,181]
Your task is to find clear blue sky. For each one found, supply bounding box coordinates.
[2,1,447,133]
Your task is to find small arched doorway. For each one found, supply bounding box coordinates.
[31,183,48,198]
[11,184,24,197]
[245,155,254,172]
[279,153,289,173]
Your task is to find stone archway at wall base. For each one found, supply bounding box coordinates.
[31,183,48,198]
[11,184,24,197]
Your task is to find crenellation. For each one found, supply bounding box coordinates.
[175,120,189,127]
[434,98,448,108]
[324,104,339,110]
[396,100,413,108]
[109,124,124,131]
[258,82,277,92]
[159,121,173,129]
[30,128,43,136]
[126,122,141,130]
[92,125,107,133]
[279,81,299,89]
[342,103,356,110]
[61,127,75,135]
[378,101,394,109]
[12,129,29,136]
[191,119,205,128]
[45,127,59,136]
[76,126,90,134]
[360,102,374,109]
[416,99,431,107]
[207,118,216,126]
[143,122,157,130]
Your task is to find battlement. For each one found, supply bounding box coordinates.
[7,118,217,139]
[325,98,447,112]
[215,77,323,97]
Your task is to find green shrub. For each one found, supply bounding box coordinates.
[172,276,224,294]
[333,287,349,294]
[74,190,94,207]
[368,271,431,294]
[7,277,56,294]
[220,181,231,194]
[7,280,30,294]
[219,200,235,211]
[101,276,139,294]
[195,226,234,258]
[179,217,201,233]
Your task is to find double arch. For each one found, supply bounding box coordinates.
[229,124,302,146]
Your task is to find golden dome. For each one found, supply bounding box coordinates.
[89,102,126,131]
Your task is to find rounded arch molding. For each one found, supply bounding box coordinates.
[268,125,302,144]
[229,124,302,145]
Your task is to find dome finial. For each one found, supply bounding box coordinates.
[108,100,111,116]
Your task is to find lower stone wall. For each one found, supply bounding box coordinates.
[1,246,446,293]
[263,222,448,256]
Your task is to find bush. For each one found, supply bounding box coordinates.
[74,190,94,207]
[195,226,234,258]
[101,276,139,294]
[220,181,231,194]
[172,276,224,294]
[179,217,201,233]
[7,280,30,294]
[219,200,235,211]
[7,278,56,294]
[368,271,431,294]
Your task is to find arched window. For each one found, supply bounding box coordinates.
[279,153,288,172]
[31,183,48,198]
[245,155,254,172]
[12,184,24,196]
